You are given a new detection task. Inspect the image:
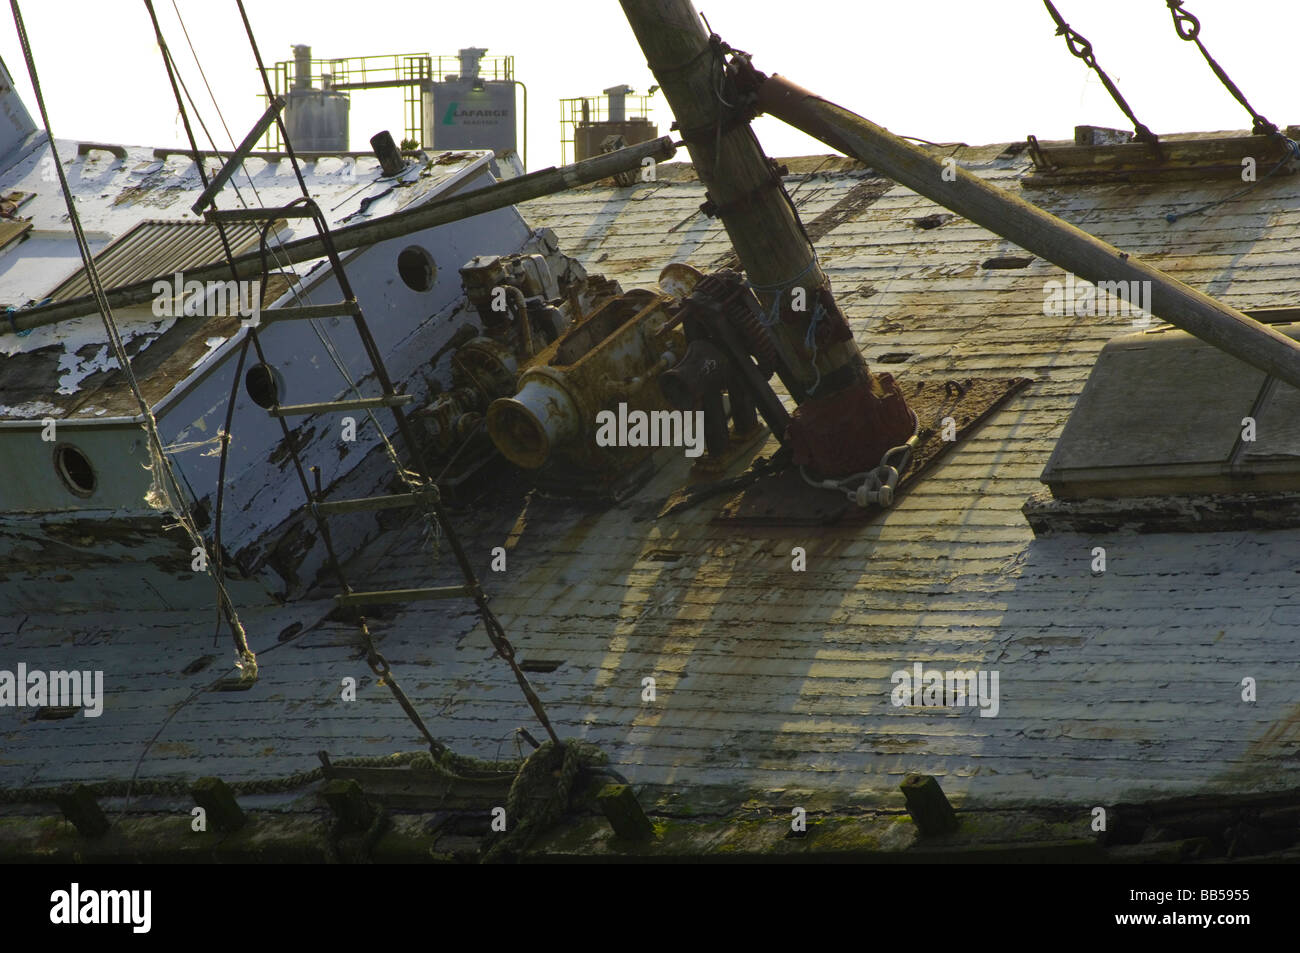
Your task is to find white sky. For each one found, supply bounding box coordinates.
[3,0,1298,170]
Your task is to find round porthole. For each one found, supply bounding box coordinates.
[397,245,436,292]
[245,363,284,409]
[54,444,96,497]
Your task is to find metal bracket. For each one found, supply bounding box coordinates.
[1026,134,1055,172]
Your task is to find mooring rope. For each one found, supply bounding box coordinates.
[10,0,257,676]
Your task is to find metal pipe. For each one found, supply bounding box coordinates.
[510,79,527,171]
[3,135,676,336]
[190,95,285,214]
[751,71,1300,391]
[369,129,406,177]
[504,284,533,358]
[292,45,312,91]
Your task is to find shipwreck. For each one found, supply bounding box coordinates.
[2,0,1300,864]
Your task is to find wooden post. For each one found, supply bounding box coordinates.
[596,783,655,841]
[321,778,376,833]
[751,72,1300,392]
[54,785,110,838]
[900,774,958,836]
[192,777,247,833]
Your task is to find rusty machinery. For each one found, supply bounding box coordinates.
[479,261,815,498]
[658,265,919,506]
[364,1,1300,509]
[443,248,919,503]
[411,251,621,488]
[657,266,784,466]
[485,288,687,496]
[475,254,919,507]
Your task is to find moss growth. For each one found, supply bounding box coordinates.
[0,803,1104,863]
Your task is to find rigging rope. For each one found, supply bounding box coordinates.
[144,1,254,649]
[170,0,243,152]
[142,3,456,757]
[151,3,430,616]
[1041,0,1161,153]
[1165,1,1276,136]
[240,0,562,750]
[10,0,257,677]
[148,3,443,668]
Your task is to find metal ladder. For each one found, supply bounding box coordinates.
[193,96,560,748]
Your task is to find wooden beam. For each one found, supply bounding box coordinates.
[617,0,869,402]
[191,96,286,214]
[753,73,1300,392]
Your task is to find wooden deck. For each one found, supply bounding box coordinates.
[4,134,1300,814]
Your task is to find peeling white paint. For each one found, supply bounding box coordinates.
[189,336,227,371]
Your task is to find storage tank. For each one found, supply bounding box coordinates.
[423,48,517,154]
[283,45,350,152]
[572,85,657,161]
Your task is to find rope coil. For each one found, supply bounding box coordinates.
[482,739,607,863]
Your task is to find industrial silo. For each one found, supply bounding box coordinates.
[423,48,518,155]
[563,85,658,163]
[283,44,350,152]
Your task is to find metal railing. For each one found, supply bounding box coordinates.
[560,92,657,165]
[261,52,516,150]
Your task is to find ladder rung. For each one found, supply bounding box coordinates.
[204,205,316,223]
[335,586,471,607]
[268,394,413,417]
[313,490,438,516]
[191,95,286,214]
[264,301,361,322]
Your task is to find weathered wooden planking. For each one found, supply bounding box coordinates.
[7,138,1300,816]
[1024,130,1300,187]
[711,376,1032,526]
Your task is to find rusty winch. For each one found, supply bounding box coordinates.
[485,288,687,493]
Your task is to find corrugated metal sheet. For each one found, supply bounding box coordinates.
[45,219,275,302]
